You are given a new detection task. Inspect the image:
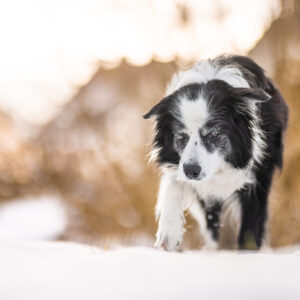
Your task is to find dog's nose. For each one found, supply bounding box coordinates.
[183,164,201,180]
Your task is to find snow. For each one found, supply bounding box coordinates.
[0,196,298,299]
[0,196,66,241]
[0,241,300,300]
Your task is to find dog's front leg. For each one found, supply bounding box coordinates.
[154,174,192,251]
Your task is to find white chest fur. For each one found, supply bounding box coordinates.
[190,166,253,202]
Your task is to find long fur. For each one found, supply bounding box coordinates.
[144,55,288,250]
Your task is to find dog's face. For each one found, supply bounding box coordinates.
[144,80,270,182]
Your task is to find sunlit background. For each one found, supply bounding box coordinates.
[0,0,299,249]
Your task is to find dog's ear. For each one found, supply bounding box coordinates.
[143,102,161,119]
[143,95,173,119]
[234,87,271,103]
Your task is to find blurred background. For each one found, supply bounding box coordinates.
[0,0,299,249]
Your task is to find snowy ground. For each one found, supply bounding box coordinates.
[0,241,300,300]
[0,198,300,299]
[0,195,66,241]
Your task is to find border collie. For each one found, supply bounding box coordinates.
[143,55,288,251]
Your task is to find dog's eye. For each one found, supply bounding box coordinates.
[207,131,219,139]
[175,133,189,148]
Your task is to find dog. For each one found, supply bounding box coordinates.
[143,55,288,251]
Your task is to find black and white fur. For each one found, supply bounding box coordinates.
[144,55,288,251]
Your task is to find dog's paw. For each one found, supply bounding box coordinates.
[202,239,218,251]
[154,217,184,251]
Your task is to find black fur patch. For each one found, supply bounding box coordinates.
[200,199,222,241]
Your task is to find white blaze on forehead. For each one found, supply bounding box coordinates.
[167,59,250,95]
[180,96,208,133]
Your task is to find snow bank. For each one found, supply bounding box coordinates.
[0,241,300,300]
[0,196,66,241]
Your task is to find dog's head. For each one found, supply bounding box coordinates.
[144,80,270,182]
